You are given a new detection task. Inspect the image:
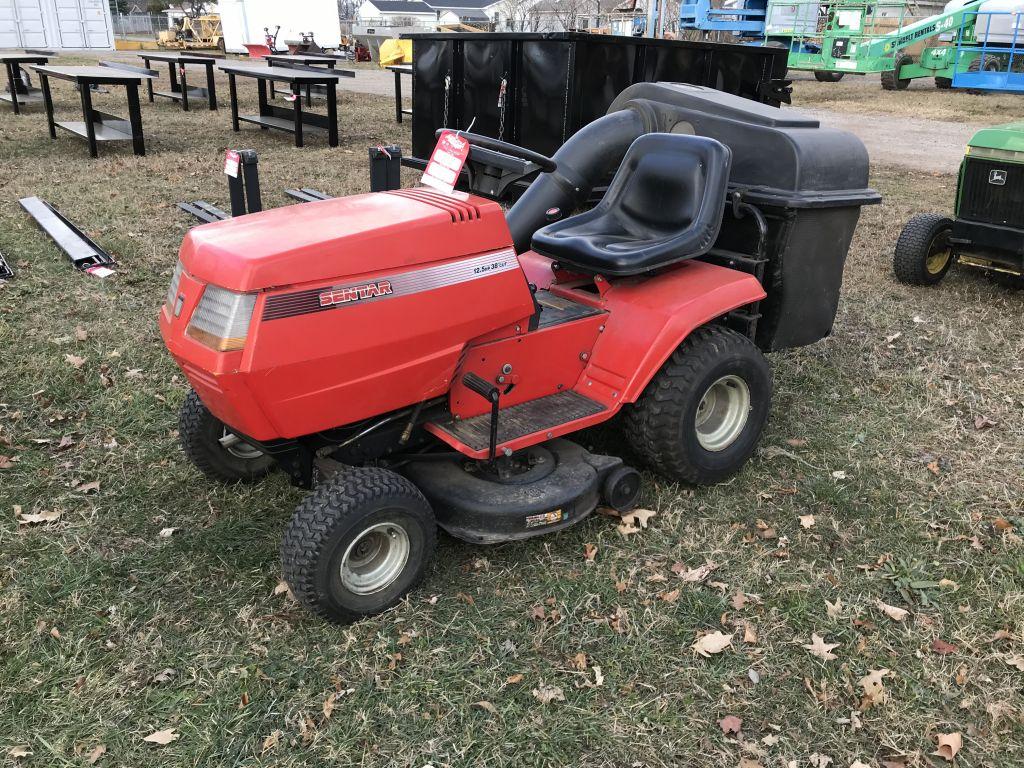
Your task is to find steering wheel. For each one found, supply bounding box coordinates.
[433,129,556,173]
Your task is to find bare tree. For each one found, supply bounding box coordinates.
[496,0,540,30]
[548,0,589,30]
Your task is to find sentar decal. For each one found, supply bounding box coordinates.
[319,280,393,307]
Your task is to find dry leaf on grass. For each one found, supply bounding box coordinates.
[73,480,100,494]
[743,622,758,644]
[876,599,909,622]
[0,455,14,469]
[65,354,86,369]
[825,598,843,618]
[799,514,816,529]
[660,588,681,603]
[506,673,524,685]
[142,728,179,746]
[17,509,62,525]
[158,527,177,538]
[677,561,717,583]
[692,631,733,657]
[472,700,498,716]
[858,669,889,710]
[532,683,565,704]
[322,692,336,720]
[617,508,656,536]
[150,668,175,684]
[1003,654,1024,671]
[85,744,106,764]
[931,638,958,655]
[583,543,597,562]
[718,714,743,734]
[8,746,31,759]
[803,633,840,661]
[261,730,281,754]
[933,732,962,762]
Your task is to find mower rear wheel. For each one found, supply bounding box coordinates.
[280,467,436,624]
[814,71,844,83]
[179,389,274,483]
[623,325,772,485]
[893,213,954,285]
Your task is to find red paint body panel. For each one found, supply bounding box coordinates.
[162,190,765,451]
[181,189,511,292]
[449,312,607,419]
[162,191,537,441]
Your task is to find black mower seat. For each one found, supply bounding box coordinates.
[531,133,732,276]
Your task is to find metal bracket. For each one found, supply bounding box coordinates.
[19,196,115,272]
[0,251,13,280]
[284,187,333,202]
[177,200,229,223]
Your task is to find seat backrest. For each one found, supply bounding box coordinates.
[602,133,730,241]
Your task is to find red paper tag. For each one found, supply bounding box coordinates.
[224,150,240,178]
[420,130,469,194]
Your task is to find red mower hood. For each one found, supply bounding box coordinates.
[178,189,512,292]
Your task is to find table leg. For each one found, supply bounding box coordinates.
[257,78,269,129]
[306,82,312,108]
[41,74,55,138]
[393,69,402,124]
[292,83,303,147]
[180,65,189,112]
[206,63,217,110]
[6,62,20,115]
[327,81,338,148]
[144,57,154,101]
[126,83,145,156]
[228,73,239,131]
[270,78,276,101]
[79,82,98,158]
[168,62,179,93]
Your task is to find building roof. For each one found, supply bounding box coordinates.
[423,0,500,9]
[437,7,490,18]
[366,0,436,13]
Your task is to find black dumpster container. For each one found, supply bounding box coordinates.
[403,32,790,166]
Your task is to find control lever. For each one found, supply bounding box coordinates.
[462,372,500,461]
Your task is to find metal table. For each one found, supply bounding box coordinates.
[219,63,342,148]
[30,64,154,157]
[386,64,412,124]
[1,52,50,114]
[138,51,220,111]
[264,54,353,105]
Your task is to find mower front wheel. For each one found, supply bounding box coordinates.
[179,389,274,483]
[893,213,954,285]
[624,325,772,486]
[280,467,437,624]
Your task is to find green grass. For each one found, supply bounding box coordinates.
[1,60,1023,767]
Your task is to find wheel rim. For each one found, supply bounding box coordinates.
[695,375,751,452]
[218,429,264,460]
[926,233,952,276]
[340,522,410,595]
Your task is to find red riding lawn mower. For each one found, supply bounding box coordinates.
[160,83,879,623]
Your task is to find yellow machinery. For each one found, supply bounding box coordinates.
[158,14,225,51]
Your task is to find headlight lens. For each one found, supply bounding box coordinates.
[165,259,184,310]
[186,284,257,352]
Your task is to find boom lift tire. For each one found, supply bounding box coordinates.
[179,389,274,483]
[814,71,845,82]
[281,467,437,623]
[623,325,772,485]
[893,213,955,285]
[881,53,913,90]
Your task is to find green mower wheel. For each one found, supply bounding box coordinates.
[935,76,952,89]
[893,213,955,286]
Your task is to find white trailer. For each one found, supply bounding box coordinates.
[218,0,342,53]
[0,0,113,50]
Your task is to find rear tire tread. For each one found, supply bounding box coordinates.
[623,325,770,485]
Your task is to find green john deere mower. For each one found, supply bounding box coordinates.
[894,122,1024,286]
